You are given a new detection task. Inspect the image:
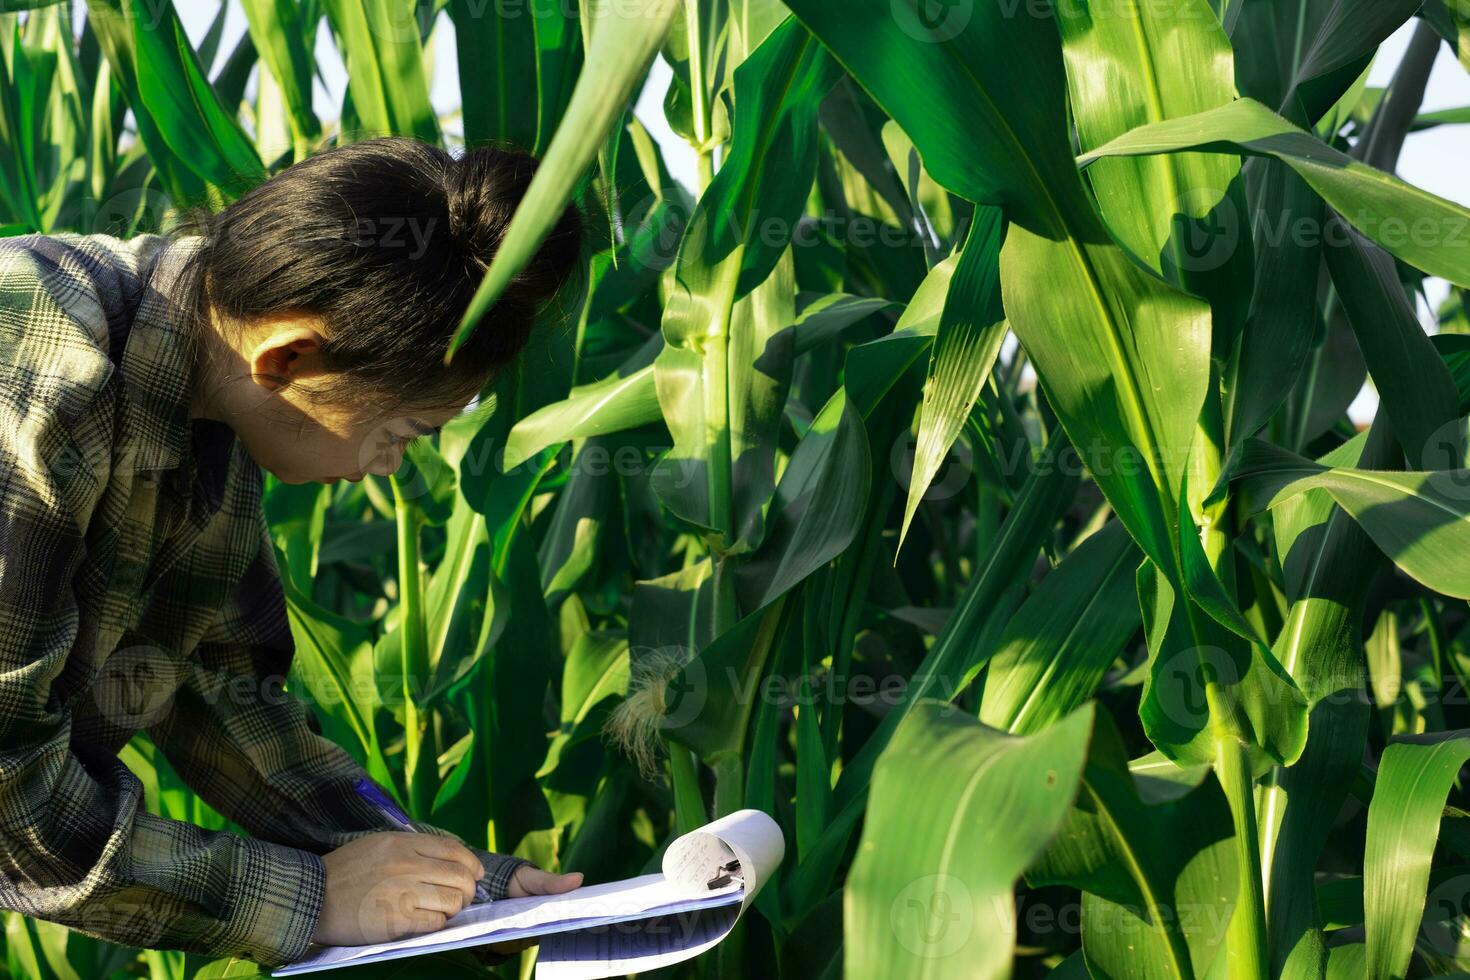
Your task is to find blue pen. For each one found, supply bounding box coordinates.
[352,777,492,903]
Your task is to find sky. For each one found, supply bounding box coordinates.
[176,7,1470,423]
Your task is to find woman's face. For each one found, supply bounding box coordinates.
[239,394,468,486]
[202,311,475,485]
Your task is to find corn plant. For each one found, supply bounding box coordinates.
[8,0,1470,978]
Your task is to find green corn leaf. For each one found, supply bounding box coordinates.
[1425,0,1470,73]
[658,590,786,763]
[1078,97,1470,288]
[652,18,840,545]
[820,78,921,245]
[1057,0,1251,331]
[276,556,393,786]
[1028,715,1235,980]
[539,629,629,779]
[449,0,583,156]
[790,0,1211,580]
[1223,159,1323,448]
[1000,225,1211,576]
[835,254,959,418]
[0,16,45,229]
[192,0,228,76]
[422,496,492,699]
[504,363,659,470]
[264,481,330,589]
[1260,425,1392,978]
[449,0,681,359]
[836,428,1079,808]
[844,701,1093,980]
[448,0,538,150]
[1260,0,1423,126]
[85,0,264,201]
[783,431,1079,916]
[398,438,459,527]
[1440,333,1470,405]
[502,289,892,470]
[23,7,85,231]
[530,0,582,155]
[321,0,438,142]
[898,206,1006,551]
[1138,515,1309,772]
[1363,731,1470,980]
[210,24,259,116]
[1230,440,1470,600]
[793,623,830,861]
[478,530,556,852]
[422,446,559,847]
[537,438,618,603]
[240,0,321,157]
[1323,218,1464,470]
[732,386,870,614]
[979,520,1142,734]
[1280,302,1366,453]
[787,0,1082,233]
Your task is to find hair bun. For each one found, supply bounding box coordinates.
[444,145,584,311]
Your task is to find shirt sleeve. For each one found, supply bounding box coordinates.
[145,510,531,924]
[0,401,328,967]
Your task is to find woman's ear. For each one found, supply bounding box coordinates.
[248,321,326,391]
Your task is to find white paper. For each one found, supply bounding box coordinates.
[536,808,784,979]
[533,904,740,978]
[271,809,783,978]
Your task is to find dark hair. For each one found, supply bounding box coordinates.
[172,136,584,413]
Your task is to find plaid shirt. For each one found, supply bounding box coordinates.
[0,232,526,967]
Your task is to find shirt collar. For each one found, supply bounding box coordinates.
[123,234,237,517]
[122,233,202,471]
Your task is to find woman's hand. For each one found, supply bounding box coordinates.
[506,863,584,899]
[312,832,484,946]
[311,834,585,955]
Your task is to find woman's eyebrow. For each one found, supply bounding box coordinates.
[404,418,442,435]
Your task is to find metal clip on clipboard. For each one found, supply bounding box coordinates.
[706,859,743,890]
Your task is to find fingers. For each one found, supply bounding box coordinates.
[368,834,481,904]
[413,881,472,917]
[412,855,480,904]
[408,834,485,882]
[404,907,448,936]
[373,835,483,916]
[541,870,584,894]
[319,834,497,946]
[509,866,584,897]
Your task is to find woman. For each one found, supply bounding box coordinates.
[0,137,584,966]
